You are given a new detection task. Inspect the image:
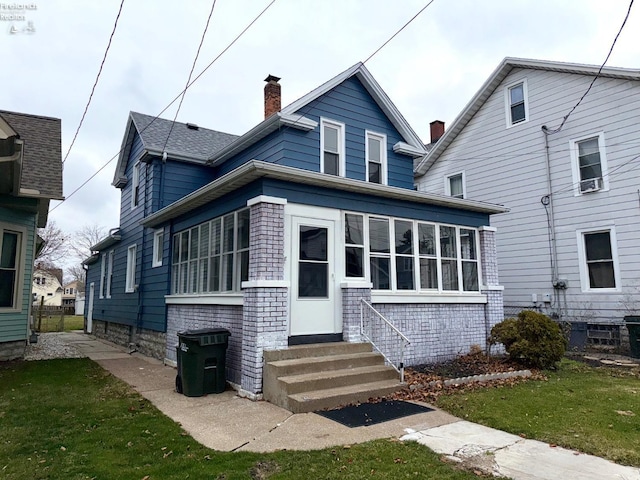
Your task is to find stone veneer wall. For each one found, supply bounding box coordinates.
[92,320,166,360]
[0,340,26,361]
[165,305,243,385]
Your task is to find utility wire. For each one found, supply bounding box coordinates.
[544,0,634,135]
[62,0,125,165]
[51,0,277,213]
[162,0,217,154]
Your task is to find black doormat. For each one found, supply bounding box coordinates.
[315,400,433,428]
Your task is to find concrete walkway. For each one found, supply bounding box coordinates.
[54,332,640,479]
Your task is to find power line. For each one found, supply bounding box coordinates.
[51,0,277,213]
[62,0,126,165]
[544,0,634,135]
[162,0,217,154]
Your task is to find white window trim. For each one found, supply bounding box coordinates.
[0,223,27,313]
[99,253,106,299]
[125,244,137,293]
[569,132,609,196]
[444,171,466,199]
[365,130,387,185]
[320,118,346,177]
[343,211,482,295]
[576,226,621,293]
[131,161,140,210]
[152,229,164,268]
[106,250,114,298]
[504,78,529,128]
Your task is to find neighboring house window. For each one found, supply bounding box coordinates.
[366,131,387,185]
[320,118,345,177]
[505,80,528,127]
[152,229,164,267]
[125,245,137,293]
[0,228,22,310]
[106,250,114,298]
[577,228,620,291]
[99,253,106,299]
[171,208,250,295]
[445,172,465,199]
[570,133,608,195]
[131,161,141,209]
[345,213,481,293]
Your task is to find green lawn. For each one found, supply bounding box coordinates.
[37,315,84,333]
[436,359,640,467]
[0,359,484,480]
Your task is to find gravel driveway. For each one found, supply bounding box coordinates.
[24,332,84,361]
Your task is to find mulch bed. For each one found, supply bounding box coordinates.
[385,351,546,404]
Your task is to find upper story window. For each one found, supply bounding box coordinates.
[365,131,387,185]
[0,227,22,310]
[577,227,620,292]
[131,161,141,210]
[505,79,528,127]
[171,208,250,295]
[445,172,465,199]
[106,250,114,298]
[570,133,608,195]
[320,118,345,177]
[344,212,481,293]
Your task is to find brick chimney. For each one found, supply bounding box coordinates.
[264,74,281,119]
[430,120,445,143]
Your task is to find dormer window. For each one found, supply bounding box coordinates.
[320,118,345,177]
[505,79,528,127]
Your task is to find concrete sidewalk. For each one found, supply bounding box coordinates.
[56,332,640,479]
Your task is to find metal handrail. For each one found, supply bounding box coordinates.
[360,299,410,383]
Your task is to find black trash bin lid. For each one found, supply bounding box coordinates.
[178,328,231,339]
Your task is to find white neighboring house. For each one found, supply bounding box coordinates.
[415,57,640,349]
[32,267,63,307]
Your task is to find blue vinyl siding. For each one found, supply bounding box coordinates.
[161,161,216,208]
[0,202,37,342]
[214,131,285,178]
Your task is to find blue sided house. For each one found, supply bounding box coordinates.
[85,64,507,410]
[0,110,63,360]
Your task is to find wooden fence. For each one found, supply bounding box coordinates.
[32,306,76,332]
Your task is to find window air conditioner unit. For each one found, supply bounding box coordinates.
[580,177,603,193]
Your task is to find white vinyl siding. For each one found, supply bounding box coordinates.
[320,118,345,177]
[365,131,387,185]
[125,245,137,293]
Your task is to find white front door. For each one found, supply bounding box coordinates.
[289,215,340,336]
[87,283,94,334]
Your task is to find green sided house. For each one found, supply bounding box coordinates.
[0,110,63,360]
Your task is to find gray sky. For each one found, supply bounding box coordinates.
[2,0,639,265]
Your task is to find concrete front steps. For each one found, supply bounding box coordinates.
[263,342,403,413]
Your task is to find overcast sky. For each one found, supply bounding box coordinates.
[2,0,639,267]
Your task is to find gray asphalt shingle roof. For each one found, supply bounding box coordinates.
[130,112,238,163]
[0,110,63,199]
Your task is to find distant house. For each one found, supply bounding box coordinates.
[32,266,63,307]
[415,57,640,350]
[62,280,82,310]
[0,110,63,360]
[86,64,506,406]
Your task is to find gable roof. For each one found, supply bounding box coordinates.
[0,110,63,199]
[206,63,427,166]
[112,112,238,186]
[414,57,640,176]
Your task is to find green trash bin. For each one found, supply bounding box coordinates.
[624,317,640,359]
[175,328,231,397]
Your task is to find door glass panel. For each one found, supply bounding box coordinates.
[299,226,327,261]
[298,263,328,298]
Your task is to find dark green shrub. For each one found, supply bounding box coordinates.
[490,310,567,369]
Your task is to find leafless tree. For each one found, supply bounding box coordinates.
[36,220,70,265]
[64,264,87,288]
[70,224,108,263]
